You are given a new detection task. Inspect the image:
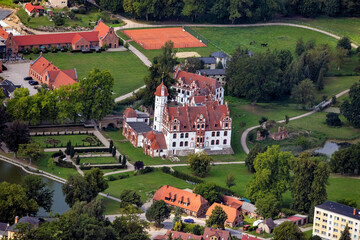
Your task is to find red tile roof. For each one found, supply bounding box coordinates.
[71,33,83,44]
[30,55,59,76]
[93,20,110,39]
[153,185,208,213]
[155,82,169,97]
[13,31,99,46]
[0,26,8,39]
[158,230,202,240]
[287,216,302,222]
[175,70,221,90]
[51,70,77,89]
[25,3,35,13]
[144,131,167,150]
[203,228,231,240]
[164,101,230,132]
[206,203,242,224]
[123,107,138,118]
[33,5,44,10]
[222,195,243,209]
[241,235,258,240]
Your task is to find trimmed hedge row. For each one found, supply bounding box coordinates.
[79,164,127,170]
[163,168,235,195]
[74,148,109,153]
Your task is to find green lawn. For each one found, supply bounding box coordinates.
[316,76,360,100]
[304,230,313,238]
[80,157,118,164]
[287,17,360,46]
[25,51,148,98]
[35,152,79,180]
[32,134,101,148]
[17,7,123,30]
[101,196,122,215]
[173,164,360,207]
[0,0,16,8]
[190,26,338,56]
[105,169,193,202]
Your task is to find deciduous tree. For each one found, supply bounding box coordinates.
[194,182,222,205]
[206,205,227,229]
[339,224,351,240]
[119,189,142,208]
[187,152,212,177]
[245,143,264,173]
[113,214,149,240]
[22,175,53,213]
[255,193,280,219]
[18,141,43,165]
[341,82,360,128]
[273,221,306,240]
[145,200,170,226]
[291,79,316,108]
[2,120,30,156]
[226,173,235,188]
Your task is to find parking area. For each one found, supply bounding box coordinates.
[0,61,38,95]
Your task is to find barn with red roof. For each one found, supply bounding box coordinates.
[29,54,77,89]
[4,20,118,56]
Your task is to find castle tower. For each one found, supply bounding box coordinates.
[153,82,169,132]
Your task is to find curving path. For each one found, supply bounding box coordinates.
[241,89,351,154]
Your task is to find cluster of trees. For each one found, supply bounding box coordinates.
[245,146,329,218]
[142,41,177,107]
[341,81,360,128]
[330,142,360,175]
[227,39,333,107]
[95,0,360,23]
[187,152,212,177]
[6,68,114,124]
[0,175,53,224]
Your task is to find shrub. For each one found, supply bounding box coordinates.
[33,47,40,54]
[172,170,203,184]
[74,147,109,153]
[326,112,342,126]
[80,164,127,170]
[118,174,129,179]
[51,150,64,158]
[139,166,154,174]
[108,175,116,181]
[161,166,171,174]
[281,208,298,217]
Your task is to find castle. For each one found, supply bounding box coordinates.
[123,68,233,157]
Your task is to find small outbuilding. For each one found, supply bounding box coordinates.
[258,218,277,234]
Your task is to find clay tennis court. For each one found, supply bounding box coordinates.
[123,27,207,50]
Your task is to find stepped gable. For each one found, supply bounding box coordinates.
[144,131,167,150]
[153,185,208,213]
[175,70,221,90]
[164,101,229,131]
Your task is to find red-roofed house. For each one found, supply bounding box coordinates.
[173,66,224,105]
[153,185,209,217]
[25,3,44,16]
[122,107,150,147]
[203,227,232,240]
[4,20,118,56]
[206,203,244,227]
[241,234,259,240]
[154,230,203,240]
[142,131,167,157]
[29,54,77,89]
[221,195,243,211]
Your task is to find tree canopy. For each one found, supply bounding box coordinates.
[145,200,170,226]
[187,152,212,177]
[330,142,360,175]
[193,182,222,205]
[205,205,227,229]
[273,221,306,240]
[2,120,30,155]
[341,81,360,128]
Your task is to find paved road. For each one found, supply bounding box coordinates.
[241,89,352,154]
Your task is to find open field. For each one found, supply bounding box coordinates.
[32,134,101,148]
[25,51,148,98]
[105,169,193,202]
[315,76,360,100]
[35,153,79,179]
[0,0,16,8]
[173,164,360,207]
[287,17,360,45]
[190,26,338,55]
[101,196,122,215]
[80,157,117,164]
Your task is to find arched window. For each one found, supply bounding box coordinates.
[216,140,219,145]
[173,133,177,138]
[211,140,214,145]
[223,139,227,144]
[180,142,183,147]
[185,141,188,146]
[185,133,189,138]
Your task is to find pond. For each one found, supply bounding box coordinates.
[314,141,341,158]
[0,160,70,216]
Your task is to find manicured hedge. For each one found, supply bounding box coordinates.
[79,164,127,170]
[74,147,109,153]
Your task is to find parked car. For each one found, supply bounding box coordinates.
[29,80,39,85]
[24,76,32,80]
[184,218,194,223]
[243,225,251,231]
[253,220,263,226]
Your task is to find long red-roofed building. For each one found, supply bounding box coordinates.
[29,54,77,89]
[153,185,209,217]
[4,20,118,55]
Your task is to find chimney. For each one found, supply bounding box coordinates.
[354,209,356,216]
[15,216,19,224]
